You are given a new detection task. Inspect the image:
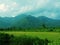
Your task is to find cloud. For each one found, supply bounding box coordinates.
[12,2,18,7]
[43,11,57,19]
[19,6,33,13]
[54,2,60,8]
[35,0,50,8]
[12,5,33,16]
[0,3,9,12]
[0,0,60,19]
[49,13,56,18]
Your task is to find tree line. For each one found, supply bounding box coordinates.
[0,24,59,32]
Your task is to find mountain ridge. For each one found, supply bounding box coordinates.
[0,14,60,29]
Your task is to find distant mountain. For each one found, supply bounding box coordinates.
[12,15,41,29]
[0,17,12,28]
[38,16,60,27]
[0,14,60,29]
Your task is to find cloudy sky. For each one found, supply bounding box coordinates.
[0,0,60,19]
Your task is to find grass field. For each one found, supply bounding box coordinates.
[0,31,60,40]
[0,31,60,45]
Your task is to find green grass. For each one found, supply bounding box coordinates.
[0,31,60,41]
[0,31,60,45]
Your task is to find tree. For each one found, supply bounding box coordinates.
[42,24,46,28]
[0,33,14,45]
[49,29,53,32]
[44,38,50,45]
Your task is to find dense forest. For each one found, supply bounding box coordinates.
[0,24,60,32]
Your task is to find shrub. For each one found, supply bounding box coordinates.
[0,33,14,45]
[0,33,50,45]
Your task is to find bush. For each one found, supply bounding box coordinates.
[14,35,49,45]
[0,33,14,45]
[0,33,50,45]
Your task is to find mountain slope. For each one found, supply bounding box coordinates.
[38,16,60,27]
[0,15,60,29]
[12,15,41,29]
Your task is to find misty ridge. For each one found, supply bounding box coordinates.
[0,14,60,31]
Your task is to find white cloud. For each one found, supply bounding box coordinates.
[0,3,9,12]
[12,5,33,16]
[36,0,50,8]
[51,13,56,17]
[48,13,56,18]
[0,2,19,12]
[19,6,33,13]
[9,2,19,11]
[41,11,56,19]
[0,0,59,18]
[12,2,18,7]
[54,2,60,8]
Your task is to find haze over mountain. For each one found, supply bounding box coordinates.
[0,14,60,29]
[0,0,60,19]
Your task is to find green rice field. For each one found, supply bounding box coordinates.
[0,31,60,45]
[0,31,60,40]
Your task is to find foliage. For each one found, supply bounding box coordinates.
[0,33,50,45]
